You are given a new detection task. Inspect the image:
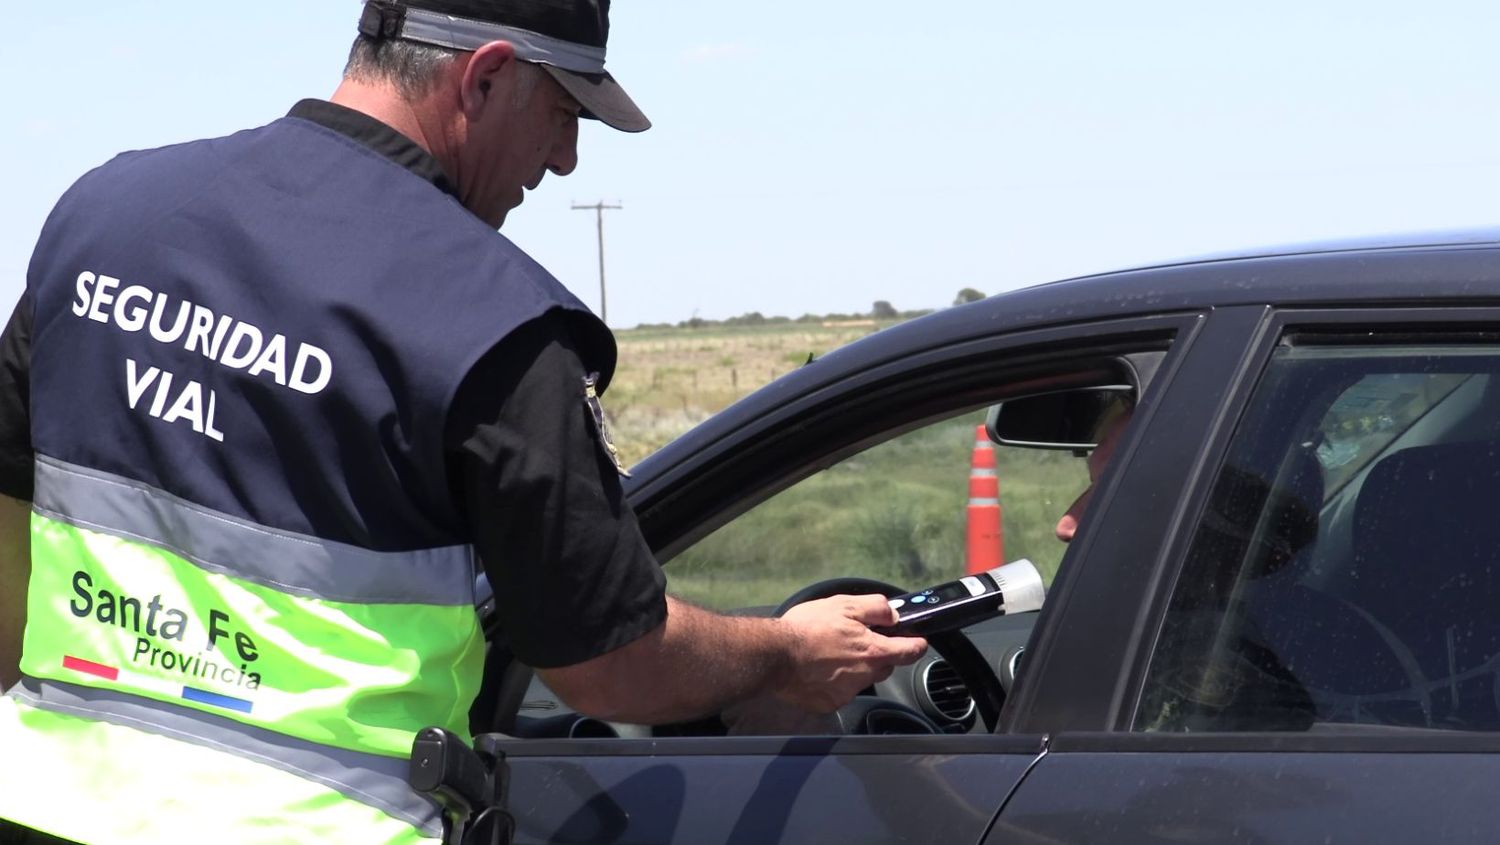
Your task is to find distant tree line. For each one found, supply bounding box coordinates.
[632,288,986,331]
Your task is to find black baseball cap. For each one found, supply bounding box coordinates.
[358,0,650,133]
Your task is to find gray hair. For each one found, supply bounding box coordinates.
[344,35,463,98]
[344,35,544,106]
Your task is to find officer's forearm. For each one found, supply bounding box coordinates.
[0,494,31,691]
[538,595,794,725]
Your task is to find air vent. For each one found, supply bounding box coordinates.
[918,659,976,723]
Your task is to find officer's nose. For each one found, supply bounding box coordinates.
[548,120,579,177]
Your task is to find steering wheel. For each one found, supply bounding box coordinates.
[774,577,1008,733]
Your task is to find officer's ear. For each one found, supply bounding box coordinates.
[460,41,519,119]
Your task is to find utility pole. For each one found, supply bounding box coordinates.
[572,201,622,324]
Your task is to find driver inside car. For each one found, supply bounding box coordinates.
[724,398,1140,737]
[1054,402,1135,544]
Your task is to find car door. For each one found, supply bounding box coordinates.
[478,307,1214,845]
[992,303,1500,842]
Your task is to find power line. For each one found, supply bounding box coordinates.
[572,201,622,325]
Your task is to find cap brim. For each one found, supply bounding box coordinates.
[539,64,651,133]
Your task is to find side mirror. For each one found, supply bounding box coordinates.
[986,385,1134,452]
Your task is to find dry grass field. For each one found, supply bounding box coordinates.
[605,321,1092,610]
[605,322,880,466]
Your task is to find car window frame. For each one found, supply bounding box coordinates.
[631,314,1201,566]
[477,312,1211,750]
[609,311,1209,740]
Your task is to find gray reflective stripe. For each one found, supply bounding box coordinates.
[34,456,476,606]
[968,498,1001,506]
[11,677,444,838]
[970,469,997,477]
[400,9,607,73]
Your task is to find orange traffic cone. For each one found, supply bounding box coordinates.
[966,425,1004,574]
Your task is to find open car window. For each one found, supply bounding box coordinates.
[665,408,1091,612]
[1138,338,1500,733]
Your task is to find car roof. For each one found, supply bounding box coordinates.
[1102,227,1500,274]
[1006,227,1500,314]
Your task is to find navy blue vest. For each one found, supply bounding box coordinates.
[26,116,614,551]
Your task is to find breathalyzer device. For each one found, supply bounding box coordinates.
[877,559,1046,637]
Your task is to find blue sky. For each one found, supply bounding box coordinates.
[5,2,1500,327]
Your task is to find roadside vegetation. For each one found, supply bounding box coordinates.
[608,318,899,466]
[666,412,1089,610]
[608,301,1093,611]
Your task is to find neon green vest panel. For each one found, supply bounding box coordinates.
[0,457,486,843]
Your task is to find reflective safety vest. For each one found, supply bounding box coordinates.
[0,113,613,843]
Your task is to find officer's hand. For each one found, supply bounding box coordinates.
[773,594,928,714]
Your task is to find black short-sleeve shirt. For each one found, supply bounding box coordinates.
[0,100,666,670]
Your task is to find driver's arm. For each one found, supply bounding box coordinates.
[447,316,926,724]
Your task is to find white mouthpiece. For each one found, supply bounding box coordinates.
[988,559,1046,614]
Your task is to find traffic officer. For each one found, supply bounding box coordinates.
[0,2,927,843]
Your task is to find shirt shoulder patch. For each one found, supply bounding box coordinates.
[583,372,630,478]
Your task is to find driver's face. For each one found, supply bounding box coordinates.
[1055,409,1133,543]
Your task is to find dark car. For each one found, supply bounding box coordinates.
[461,230,1500,844]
